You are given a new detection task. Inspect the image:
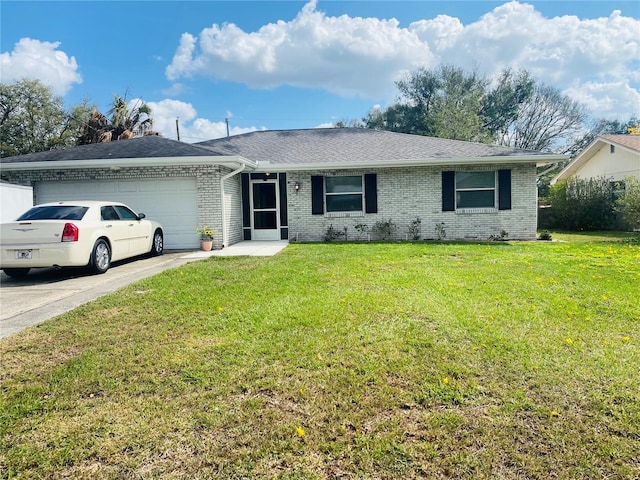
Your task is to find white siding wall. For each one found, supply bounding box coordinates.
[575,145,640,182]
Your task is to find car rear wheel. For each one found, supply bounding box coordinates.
[3,268,30,278]
[151,229,163,256]
[90,239,111,274]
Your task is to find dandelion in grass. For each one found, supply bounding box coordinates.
[623,336,630,342]
[296,426,305,438]
[566,337,574,345]
[442,377,450,385]
[217,306,224,312]
[550,410,560,417]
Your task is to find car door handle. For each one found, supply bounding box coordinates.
[128,224,134,227]
[105,224,113,228]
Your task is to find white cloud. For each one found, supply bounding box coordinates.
[144,98,259,142]
[165,0,640,119]
[0,38,82,95]
[563,80,640,120]
[166,0,432,98]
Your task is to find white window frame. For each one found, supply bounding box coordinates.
[455,171,497,212]
[325,175,364,215]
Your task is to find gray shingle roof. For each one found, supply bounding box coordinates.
[197,128,548,165]
[0,136,221,164]
[1,128,557,168]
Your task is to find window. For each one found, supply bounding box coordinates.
[17,205,89,221]
[101,206,119,221]
[311,174,377,215]
[455,171,496,209]
[325,176,363,212]
[442,170,511,212]
[113,205,139,220]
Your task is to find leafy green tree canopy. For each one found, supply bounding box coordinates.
[362,65,589,153]
[0,79,83,157]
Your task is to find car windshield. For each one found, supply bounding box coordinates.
[17,205,89,221]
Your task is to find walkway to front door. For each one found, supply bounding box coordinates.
[182,241,289,259]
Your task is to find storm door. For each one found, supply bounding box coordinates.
[250,179,280,240]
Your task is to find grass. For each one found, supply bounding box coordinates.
[1,234,639,479]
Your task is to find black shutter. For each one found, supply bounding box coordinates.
[241,173,251,226]
[364,173,377,213]
[279,173,288,226]
[442,171,455,211]
[498,169,512,210]
[311,175,324,215]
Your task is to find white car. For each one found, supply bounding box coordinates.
[0,201,163,277]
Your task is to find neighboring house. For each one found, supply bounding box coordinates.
[552,134,640,185]
[0,128,564,248]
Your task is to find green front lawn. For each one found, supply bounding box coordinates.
[1,237,639,479]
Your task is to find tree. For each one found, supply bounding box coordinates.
[363,65,589,153]
[481,69,534,141]
[0,79,78,157]
[364,65,488,141]
[77,92,154,145]
[430,65,488,141]
[499,84,588,152]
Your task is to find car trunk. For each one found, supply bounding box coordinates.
[0,221,70,246]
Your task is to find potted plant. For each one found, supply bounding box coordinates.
[196,225,214,251]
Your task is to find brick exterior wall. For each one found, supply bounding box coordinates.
[285,163,538,242]
[1,164,243,250]
[2,161,538,247]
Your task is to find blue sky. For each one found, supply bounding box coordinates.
[2,1,639,143]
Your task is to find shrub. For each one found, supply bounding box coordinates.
[372,219,396,240]
[324,224,346,242]
[618,176,640,230]
[353,223,370,241]
[538,230,553,241]
[548,177,619,230]
[407,217,422,240]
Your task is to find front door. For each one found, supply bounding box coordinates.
[251,180,280,240]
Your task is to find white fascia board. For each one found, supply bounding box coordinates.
[0,155,257,171]
[255,154,567,172]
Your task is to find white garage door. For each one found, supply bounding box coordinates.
[36,178,199,249]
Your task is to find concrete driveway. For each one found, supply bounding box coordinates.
[0,241,288,339]
[0,252,194,339]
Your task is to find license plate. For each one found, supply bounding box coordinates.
[14,250,32,259]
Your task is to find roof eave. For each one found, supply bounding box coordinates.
[256,154,566,172]
[0,155,257,171]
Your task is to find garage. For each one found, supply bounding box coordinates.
[36,178,199,249]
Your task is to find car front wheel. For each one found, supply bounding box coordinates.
[151,229,163,256]
[90,239,111,274]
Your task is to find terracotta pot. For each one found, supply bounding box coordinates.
[201,240,213,251]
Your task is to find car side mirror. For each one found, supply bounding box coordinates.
[137,213,146,220]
